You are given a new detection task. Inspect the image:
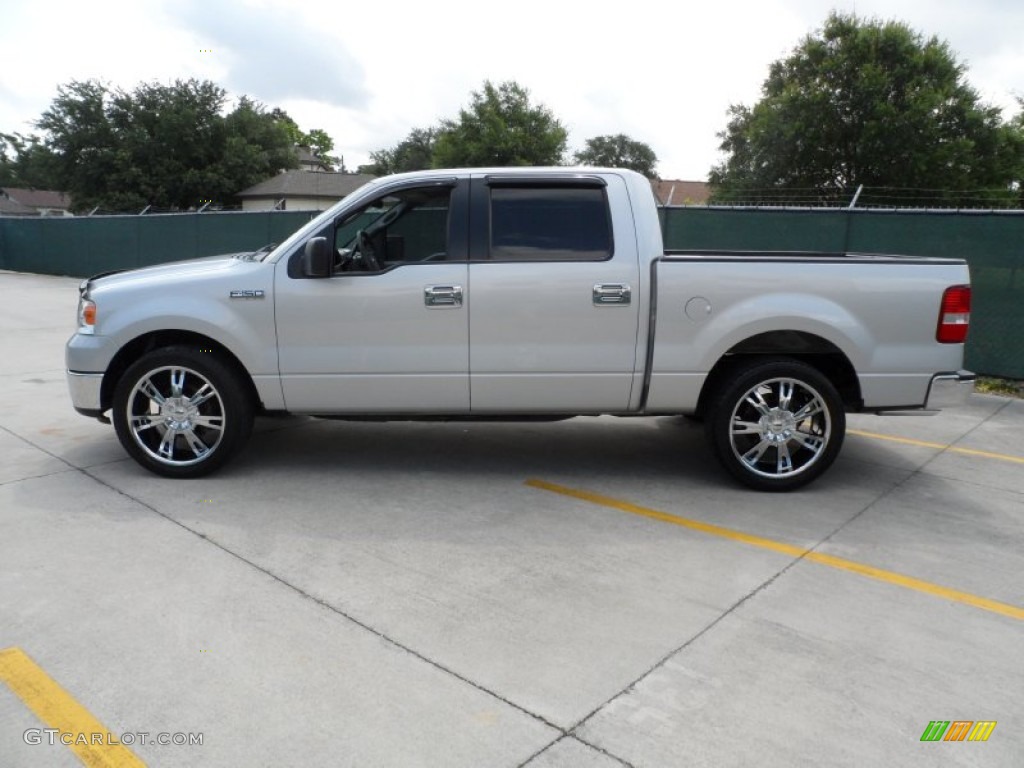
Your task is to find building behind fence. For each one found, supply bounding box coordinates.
[0,206,1021,378]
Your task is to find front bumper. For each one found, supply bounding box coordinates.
[66,332,119,418]
[925,370,976,410]
[67,370,104,417]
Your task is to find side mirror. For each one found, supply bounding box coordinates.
[302,237,331,278]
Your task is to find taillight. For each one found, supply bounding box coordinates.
[936,285,970,343]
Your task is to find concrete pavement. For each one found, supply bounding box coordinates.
[1,270,1021,767]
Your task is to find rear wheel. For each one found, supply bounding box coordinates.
[705,358,844,491]
[113,346,253,478]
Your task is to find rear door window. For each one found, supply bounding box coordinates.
[488,186,612,261]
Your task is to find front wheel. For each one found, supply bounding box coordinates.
[113,346,254,478]
[705,359,845,491]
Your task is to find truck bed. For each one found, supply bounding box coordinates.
[644,253,970,413]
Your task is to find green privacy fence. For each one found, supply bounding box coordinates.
[1,206,1021,377]
[0,210,317,277]
[662,207,1024,378]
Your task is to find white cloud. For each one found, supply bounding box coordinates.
[174,0,368,107]
[0,0,1020,180]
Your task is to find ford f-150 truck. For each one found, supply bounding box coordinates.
[66,168,974,490]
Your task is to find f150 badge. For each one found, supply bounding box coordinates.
[229,290,265,299]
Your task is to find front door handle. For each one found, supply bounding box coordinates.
[593,283,631,306]
[425,285,463,308]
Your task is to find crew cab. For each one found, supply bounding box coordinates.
[66,168,974,490]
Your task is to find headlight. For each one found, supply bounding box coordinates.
[77,297,97,334]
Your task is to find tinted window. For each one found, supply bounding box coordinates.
[489,186,611,261]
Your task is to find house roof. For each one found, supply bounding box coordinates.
[0,193,39,216]
[652,179,710,205]
[237,171,375,200]
[2,187,71,210]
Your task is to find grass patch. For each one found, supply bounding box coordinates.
[976,377,1024,398]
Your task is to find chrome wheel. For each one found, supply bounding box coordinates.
[728,377,831,479]
[125,365,226,467]
[705,358,844,490]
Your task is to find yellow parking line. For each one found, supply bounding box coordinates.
[525,479,1024,622]
[847,429,1024,465]
[0,647,145,767]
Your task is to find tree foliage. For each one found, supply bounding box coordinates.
[359,128,437,175]
[1012,98,1024,206]
[432,81,567,167]
[364,81,568,174]
[269,109,340,170]
[14,79,304,211]
[304,129,340,170]
[709,12,1024,205]
[0,132,61,188]
[574,134,658,177]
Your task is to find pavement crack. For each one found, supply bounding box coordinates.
[516,735,568,768]
[566,456,919,738]
[564,404,1022,737]
[951,398,1015,442]
[794,401,1020,563]
[516,735,635,768]
[564,533,819,738]
[0,466,78,488]
[571,735,636,767]
[0,423,565,737]
[910,470,1024,498]
[66,463,564,737]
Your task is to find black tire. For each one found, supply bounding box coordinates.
[704,358,845,491]
[113,346,254,478]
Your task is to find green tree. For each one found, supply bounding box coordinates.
[269,107,306,146]
[304,128,340,170]
[0,134,11,185]
[29,79,301,211]
[361,127,437,175]
[218,96,301,198]
[709,12,1023,205]
[267,109,340,170]
[33,80,117,207]
[0,132,62,188]
[574,134,658,177]
[1011,98,1024,206]
[432,81,567,167]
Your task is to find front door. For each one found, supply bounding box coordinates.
[275,180,470,413]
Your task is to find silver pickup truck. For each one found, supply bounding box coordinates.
[66,168,973,490]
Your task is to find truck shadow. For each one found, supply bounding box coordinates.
[238,414,720,485]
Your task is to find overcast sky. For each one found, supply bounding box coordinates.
[1,0,1021,180]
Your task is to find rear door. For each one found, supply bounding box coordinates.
[467,173,641,412]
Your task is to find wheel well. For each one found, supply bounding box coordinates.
[694,331,862,417]
[100,331,260,412]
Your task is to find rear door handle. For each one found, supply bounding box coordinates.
[593,283,631,306]
[425,285,463,308]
